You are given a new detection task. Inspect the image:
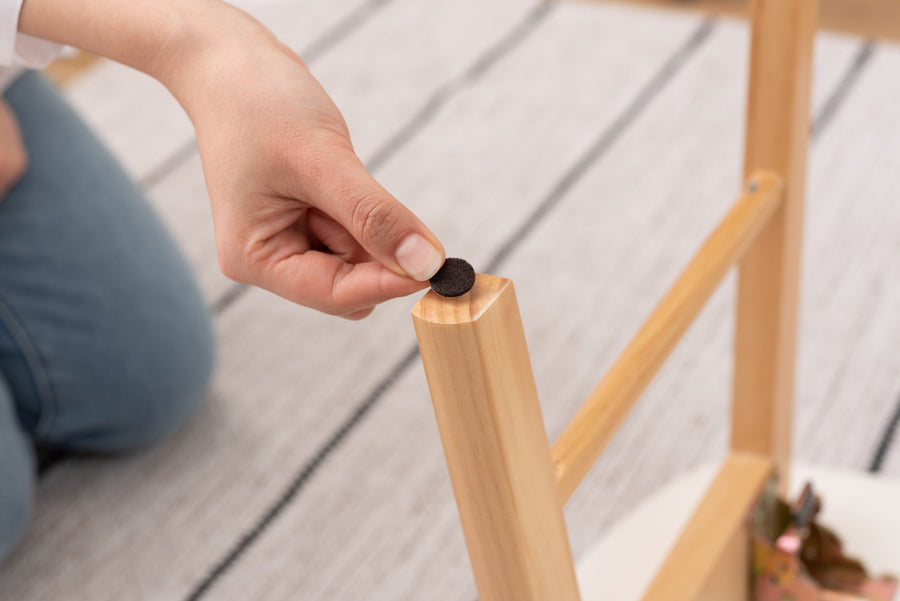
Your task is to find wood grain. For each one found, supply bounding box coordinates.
[552,170,783,503]
[574,0,900,42]
[413,274,581,601]
[640,452,774,601]
[732,0,818,494]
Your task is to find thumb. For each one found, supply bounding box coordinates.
[313,152,445,281]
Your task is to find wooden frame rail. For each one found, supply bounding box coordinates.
[552,170,782,502]
[732,0,817,495]
[578,0,900,43]
[412,259,777,601]
[641,452,774,601]
[412,0,817,599]
[412,173,781,601]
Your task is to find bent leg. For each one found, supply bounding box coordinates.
[0,374,34,562]
[0,71,215,451]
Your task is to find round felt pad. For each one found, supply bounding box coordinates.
[429,258,475,297]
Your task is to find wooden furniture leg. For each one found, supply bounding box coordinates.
[413,2,821,599]
[732,0,819,494]
[413,275,581,601]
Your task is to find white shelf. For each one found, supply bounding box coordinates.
[577,463,900,600]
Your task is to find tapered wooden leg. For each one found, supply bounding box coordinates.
[413,274,581,601]
[732,0,818,494]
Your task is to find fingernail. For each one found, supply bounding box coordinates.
[396,233,443,281]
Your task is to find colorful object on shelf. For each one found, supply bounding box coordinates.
[751,482,898,601]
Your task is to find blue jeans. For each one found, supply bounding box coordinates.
[0,72,215,560]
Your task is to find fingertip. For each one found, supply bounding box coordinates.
[312,160,445,281]
[395,233,444,281]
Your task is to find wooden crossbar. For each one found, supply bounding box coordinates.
[641,452,774,601]
[552,171,783,502]
[576,0,900,43]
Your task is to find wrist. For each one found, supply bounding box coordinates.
[150,1,275,113]
[18,0,275,116]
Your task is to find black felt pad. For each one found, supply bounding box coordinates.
[429,258,475,297]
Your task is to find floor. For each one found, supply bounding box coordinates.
[2,1,899,600]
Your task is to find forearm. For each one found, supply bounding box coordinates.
[18,0,445,314]
[16,0,273,108]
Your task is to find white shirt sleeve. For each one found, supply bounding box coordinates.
[1,0,62,67]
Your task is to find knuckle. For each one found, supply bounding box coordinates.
[216,247,245,283]
[284,130,351,189]
[216,229,266,285]
[217,254,239,282]
[349,194,401,245]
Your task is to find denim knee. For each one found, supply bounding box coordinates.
[0,412,34,562]
[118,325,214,450]
[0,264,217,454]
[0,70,217,452]
[81,305,217,452]
[0,462,33,562]
[20,287,218,453]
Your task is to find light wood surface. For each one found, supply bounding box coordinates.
[732,0,818,494]
[640,452,774,601]
[412,274,581,601]
[578,0,900,42]
[552,171,783,502]
[693,528,752,601]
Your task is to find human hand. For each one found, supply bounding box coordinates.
[0,99,28,199]
[164,18,444,319]
[17,0,445,318]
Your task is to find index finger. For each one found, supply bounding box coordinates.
[258,250,429,316]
